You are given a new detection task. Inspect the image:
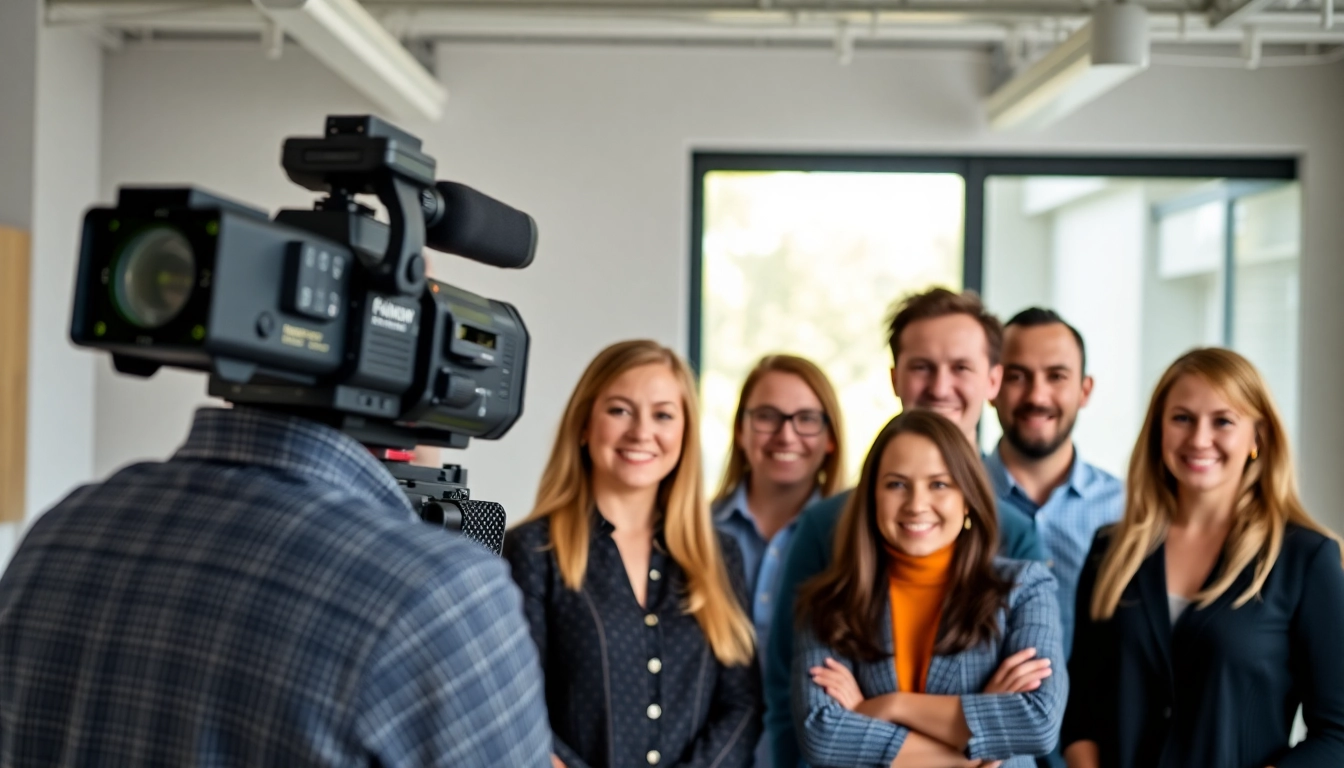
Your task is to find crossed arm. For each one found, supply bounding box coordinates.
[810,648,1050,768]
[794,564,1067,768]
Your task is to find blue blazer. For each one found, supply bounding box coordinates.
[792,559,1067,768]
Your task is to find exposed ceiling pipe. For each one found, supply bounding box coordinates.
[46,1,1344,47]
[1242,23,1262,66]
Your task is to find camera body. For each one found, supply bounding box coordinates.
[71,115,532,451]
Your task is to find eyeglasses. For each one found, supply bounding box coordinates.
[746,406,829,436]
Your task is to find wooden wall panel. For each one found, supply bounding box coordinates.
[0,226,29,523]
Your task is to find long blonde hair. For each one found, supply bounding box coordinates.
[712,354,847,504]
[522,339,755,666]
[1091,347,1343,620]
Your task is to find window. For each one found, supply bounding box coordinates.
[693,155,1297,485]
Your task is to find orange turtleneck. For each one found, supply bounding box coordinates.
[884,540,955,693]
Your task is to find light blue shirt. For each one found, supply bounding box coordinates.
[714,481,820,768]
[984,442,1124,660]
[714,482,820,651]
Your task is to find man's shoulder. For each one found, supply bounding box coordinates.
[28,461,506,610]
[798,489,851,532]
[1076,456,1125,498]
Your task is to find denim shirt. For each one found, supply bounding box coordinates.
[714,482,822,767]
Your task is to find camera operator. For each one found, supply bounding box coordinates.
[0,404,552,767]
[0,116,553,767]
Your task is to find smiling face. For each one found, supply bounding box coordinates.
[1160,373,1259,502]
[736,371,835,492]
[891,313,1003,442]
[584,362,687,494]
[994,322,1093,460]
[874,431,968,557]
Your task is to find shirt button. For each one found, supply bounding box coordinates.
[647,657,662,674]
[647,750,661,764]
[1163,706,1172,719]
[647,704,662,719]
[760,593,770,603]
[644,613,659,627]
[649,569,661,581]
[1045,559,1056,568]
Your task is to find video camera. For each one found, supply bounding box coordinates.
[69,115,532,554]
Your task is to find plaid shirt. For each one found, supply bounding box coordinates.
[0,407,551,768]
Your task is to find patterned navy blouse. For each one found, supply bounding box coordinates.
[504,512,762,768]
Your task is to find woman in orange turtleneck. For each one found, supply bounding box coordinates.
[793,410,1068,768]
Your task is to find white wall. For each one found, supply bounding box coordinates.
[87,41,1344,531]
[27,26,102,518]
[0,0,38,231]
[0,12,103,566]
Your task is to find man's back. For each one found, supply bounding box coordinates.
[0,408,551,768]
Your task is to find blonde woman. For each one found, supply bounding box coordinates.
[504,340,760,768]
[1062,348,1344,768]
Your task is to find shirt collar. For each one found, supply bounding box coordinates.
[173,406,412,517]
[589,507,669,549]
[988,440,1097,501]
[713,480,820,531]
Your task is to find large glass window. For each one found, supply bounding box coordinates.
[693,156,1298,487]
[697,170,964,487]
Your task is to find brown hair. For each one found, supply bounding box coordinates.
[1091,347,1344,620]
[798,410,1012,661]
[521,340,755,666]
[887,287,1003,368]
[712,354,847,504]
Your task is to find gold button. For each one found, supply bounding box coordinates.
[644,613,658,627]
[647,658,662,674]
[649,569,661,581]
[647,750,661,764]
[647,703,662,719]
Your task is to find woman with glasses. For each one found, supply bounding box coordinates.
[711,355,845,765]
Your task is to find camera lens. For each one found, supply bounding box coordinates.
[113,227,196,329]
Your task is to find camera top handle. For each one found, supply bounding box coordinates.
[280,115,438,298]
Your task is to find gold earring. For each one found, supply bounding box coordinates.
[963,516,972,531]
[1250,446,1259,461]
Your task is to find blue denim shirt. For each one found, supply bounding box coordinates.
[715,482,821,768]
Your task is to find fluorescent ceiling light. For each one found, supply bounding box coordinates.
[985,3,1149,131]
[254,0,447,122]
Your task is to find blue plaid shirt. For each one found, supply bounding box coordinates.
[0,407,552,768]
[984,443,1124,660]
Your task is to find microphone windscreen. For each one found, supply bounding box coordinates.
[428,182,537,270]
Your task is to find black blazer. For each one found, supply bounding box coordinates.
[1062,523,1344,768]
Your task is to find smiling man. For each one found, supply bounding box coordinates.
[986,307,1123,664]
[762,288,1045,768]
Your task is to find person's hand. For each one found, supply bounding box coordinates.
[551,755,567,768]
[972,761,1003,767]
[982,647,1051,694]
[810,657,864,711]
